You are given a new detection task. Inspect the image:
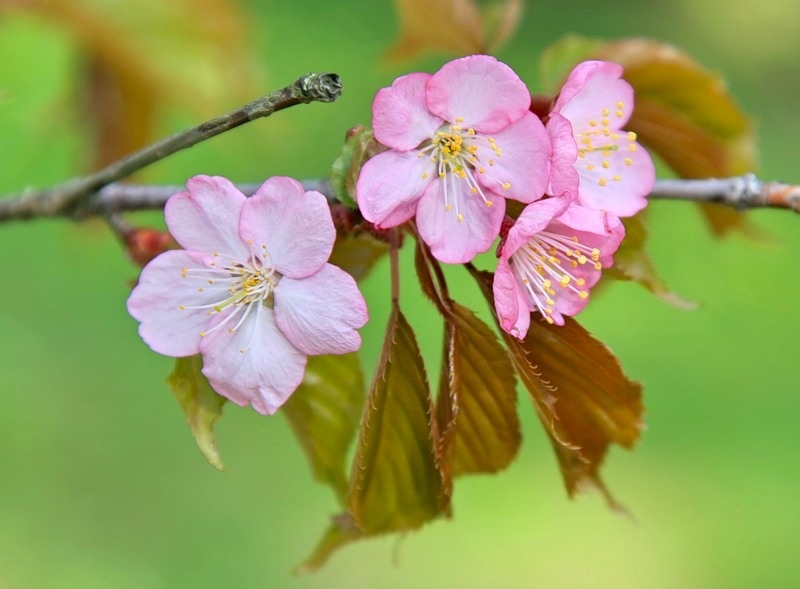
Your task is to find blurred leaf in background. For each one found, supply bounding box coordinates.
[1,0,800,587]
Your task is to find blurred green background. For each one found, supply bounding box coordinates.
[1,1,799,587]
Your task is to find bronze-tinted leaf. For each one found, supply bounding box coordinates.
[167,355,227,471]
[302,305,445,570]
[480,0,524,53]
[471,268,643,508]
[592,38,758,236]
[8,0,260,170]
[385,0,522,61]
[348,305,444,532]
[414,241,520,480]
[282,353,365,505]
[607,213,697,309]
[297,514,365,574]
[386,0,484,61]
[437,303,520,478]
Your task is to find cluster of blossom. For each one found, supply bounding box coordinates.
[357,55,655,338]
[127,176,368,414]
[127,55,654,414]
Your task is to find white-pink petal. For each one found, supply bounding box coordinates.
[126,250,219,357]
[554,61,633,131]
[503,196,571,257]
[200,305,307,415]
[475,113,551,204]
[575,137,654,217]
[356,150,434,226]
[546,112,580,198]
[426,55,531,133]
[493,259,531,340]
[372,72,443,151]
[416,179,506,264]
[240,177,334,279]
[273,264,368,356]
[164,176,249,259]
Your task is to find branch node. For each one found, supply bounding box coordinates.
[299,73,342,103]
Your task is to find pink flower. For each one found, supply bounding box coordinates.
[127,175,368,415]
[550,60,655,217]
[493,195,624,338]
[357,54,551,264]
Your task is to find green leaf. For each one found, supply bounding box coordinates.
[167,355,227,471]
[282,353,365,505]
[607,213,697,309]
[348,305,444,531]
[302,305,445,570]
[539,34,604,94]
[437,303,520,478]
[413,240,520,481]
[330,127,382,209]
[471,268,643,509]
[296,514,365,574]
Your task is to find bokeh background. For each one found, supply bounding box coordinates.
[1,0,799,587]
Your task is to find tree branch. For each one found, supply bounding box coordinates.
[27,174,800,220]
[0,72,342,222]
[648,174,800,213]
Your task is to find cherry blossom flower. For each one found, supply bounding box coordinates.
[357,54,551,264]
[493,195,625,338]
[550,60,655,217]
[127,175,368,415]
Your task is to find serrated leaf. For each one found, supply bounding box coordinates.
[591,38,758,236]
[348,305,444,532]
[472,269,643,509]
[413,241,520,481]
[167,355,227,471]
[437,303,520,478]
[282,353,365,505]
[302,305,445,570]
[607,213,697,309]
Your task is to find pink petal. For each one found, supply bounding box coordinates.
[426,55,530,133]
[200,305,307,415]
[475,113,550,204]
[127,250,220,357]
[356,150,434,226]
[551,206,625,269]
[553,61,633,131]
[546,112,580,198]
[416,179,506,264]
[372,72,443,151]
[274,264,368,356]
[164,176,248,259]
[502,196,571,258]
[493,259,531,339]
[575,136,654,217]
[240,177,334,279]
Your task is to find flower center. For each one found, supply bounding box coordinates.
[178,241,281,339]
[575,102,638,187]
[417,117,510,222]
[510,231,602,324]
